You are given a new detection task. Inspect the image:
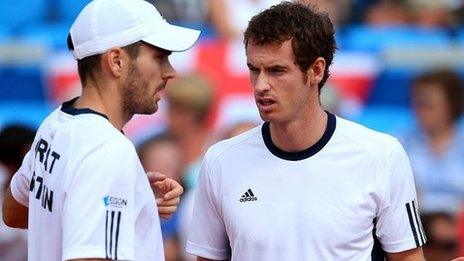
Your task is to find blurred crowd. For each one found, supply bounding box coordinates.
[3,0,464,261]
[151,0,464,36]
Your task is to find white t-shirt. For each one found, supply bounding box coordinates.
[10,98,164,261]
[187,112,426,260]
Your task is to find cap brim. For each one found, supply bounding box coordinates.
[143,23,201,52]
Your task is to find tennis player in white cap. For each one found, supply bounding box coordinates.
[2,0,200,260]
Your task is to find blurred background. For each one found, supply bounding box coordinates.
[1,0,464,260]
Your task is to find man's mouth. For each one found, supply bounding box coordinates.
[258,97,276,106]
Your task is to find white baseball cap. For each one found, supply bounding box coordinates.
[68,0,201,60]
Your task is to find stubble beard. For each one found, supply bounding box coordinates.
[121,62,157,118]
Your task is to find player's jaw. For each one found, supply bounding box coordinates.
[146,80,167,111]
[122,70,160,116]
[140,80,166,114]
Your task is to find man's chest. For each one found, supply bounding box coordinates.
[218,160,381,252]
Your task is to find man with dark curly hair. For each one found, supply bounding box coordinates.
[187,2,426,260]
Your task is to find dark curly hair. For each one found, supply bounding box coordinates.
[244,1,337,91]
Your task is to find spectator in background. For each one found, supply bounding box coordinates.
[150,0,209,27]
[297,0,352,27]
[401,69,464,215]
[152,0,279,40]
[165,74,214,190]
[362,0,458,28]
[177,119,257,261]
[364,0,410,26]
[401,69,464,260]
[0,124,35,261]
[421,212,458,260]
[138,134,184,184]
[164,74,214,260]
[0,125,35,193]
[209,0,281,40]
[406,0,455,28]
[138,134,184,261]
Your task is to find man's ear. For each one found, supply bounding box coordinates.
[308,57,326,87]
[104,48,127,78]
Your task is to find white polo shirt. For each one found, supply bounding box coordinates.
[10,98,164,261]
[187,112,426,260]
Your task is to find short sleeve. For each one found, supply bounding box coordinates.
[376,140,427,253]
[62,140,138,261]
[186,156,231,260]
[10,151,33,207]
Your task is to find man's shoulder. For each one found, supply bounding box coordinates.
[334,116,400,157]
[48,109,133,156]
[78,127,134,156]
[205,124,262,162]
[64,112,126,142]
[41,106,121,138]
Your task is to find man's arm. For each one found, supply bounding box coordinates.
[2,186,28,229]
[386,247,424,261]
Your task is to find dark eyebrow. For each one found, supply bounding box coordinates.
[267,65,288,71]
[247,63,258,69]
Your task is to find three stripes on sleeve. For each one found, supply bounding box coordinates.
[405,200,427,247]
[105,210,122,259]
[102,200,424,259]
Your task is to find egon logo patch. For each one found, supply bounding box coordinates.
[103,195,128,208]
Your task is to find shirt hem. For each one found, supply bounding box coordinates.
[63,246,134,260]
[382,238,426,253]
[186,241,230,260]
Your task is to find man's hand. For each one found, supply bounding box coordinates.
[147,172,184,219]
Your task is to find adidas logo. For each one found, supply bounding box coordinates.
[239,189,258,202]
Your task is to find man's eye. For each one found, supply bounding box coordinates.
[271,69,285,74]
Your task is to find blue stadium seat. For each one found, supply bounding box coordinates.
[0,26,12,46]
[367,67,464,107]
[0,65,46,101]
[0,101,52,130]
[20,22,71,50]
[366,68,421,107]
[343,25,452,52]
[455,28,464,45]
[350,105,413,135]
[57,0,90,22]
[0,0,47,32]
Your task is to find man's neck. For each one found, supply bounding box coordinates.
[269,107,327,152]
[74,83,127,130]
